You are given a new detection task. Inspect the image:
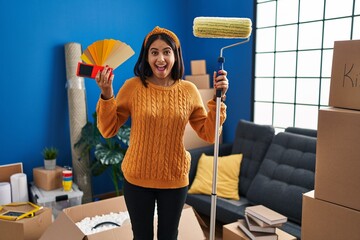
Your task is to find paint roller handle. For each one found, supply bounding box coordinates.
[216,57,225,98]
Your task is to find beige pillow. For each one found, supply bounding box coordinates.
[188,153,242,200]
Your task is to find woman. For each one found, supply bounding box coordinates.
[95,26,229,239]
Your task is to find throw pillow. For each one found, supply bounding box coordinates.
[188,153,242,200]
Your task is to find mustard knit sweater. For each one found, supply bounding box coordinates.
[96,77,227,189]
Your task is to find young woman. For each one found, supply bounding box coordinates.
[95,26,229,240]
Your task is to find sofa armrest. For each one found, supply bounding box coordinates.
[188,143,233,185]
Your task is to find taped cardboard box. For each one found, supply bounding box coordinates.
[184,124,223,150]
[315,107,360,211]
[222,220,296,240]
[0,207,52,240]
[183,89,223,150]
[33,166,65,191]
[0,162,23,182]
[191,60,207,75]
[185,74,210,89]
[329,39,360,110]
[302,190,360,240]
[40,196,205,240]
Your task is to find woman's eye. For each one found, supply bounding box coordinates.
[151,51,158,56]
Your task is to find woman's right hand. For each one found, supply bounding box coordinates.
[95,65,114,100]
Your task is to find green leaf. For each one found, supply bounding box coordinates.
[90,160,109,176]
[116,125,131,146]
[94,144,124,165]
[74,112,130,196]
[74,121,102,160]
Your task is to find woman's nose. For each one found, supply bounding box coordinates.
[157,54,165,62]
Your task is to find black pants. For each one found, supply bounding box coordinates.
[123,179,188,240]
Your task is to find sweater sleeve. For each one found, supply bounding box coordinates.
[96,79,134,138]
[188,87,227,143]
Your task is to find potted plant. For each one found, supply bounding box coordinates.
[42,147,58,170]
[74,112,130,196]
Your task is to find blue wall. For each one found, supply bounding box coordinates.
[0,0,254,196]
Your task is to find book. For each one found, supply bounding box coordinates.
[244,214,276,233]
[246,212,283,228]
[238,219,278,240]
[245,205,287,226]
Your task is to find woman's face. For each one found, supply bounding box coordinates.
[147,39,175,81]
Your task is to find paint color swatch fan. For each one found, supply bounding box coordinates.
[77,39,135,79]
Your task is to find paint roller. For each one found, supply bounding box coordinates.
[192,16,252,240]
[193,16,252,82]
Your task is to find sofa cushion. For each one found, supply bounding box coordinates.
[285,126,317,138]
[188,143,233,185]
[246,132,316,224]
[188,153,243,200]
[231,120,275,196]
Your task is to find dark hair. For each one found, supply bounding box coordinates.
[134,33,184,87]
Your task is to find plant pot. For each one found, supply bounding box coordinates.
[44,159,56,170]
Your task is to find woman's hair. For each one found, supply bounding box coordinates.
[134,31,184,87]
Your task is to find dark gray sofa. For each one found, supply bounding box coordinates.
[186,120,317,239]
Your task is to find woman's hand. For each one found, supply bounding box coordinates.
[213,69,229,99]
[95,65,114,100]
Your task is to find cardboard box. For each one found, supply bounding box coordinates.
[184,124,223,150]
[0,207,52,240]
[33,166,65,191]
[329,40,360,110]
[185,74,210,89]
[191,60,207,75]
[183,89,223,150]
[302,191,360,240]
[222,221,296,240]
[0,163,23,182]
[315,107,360,211]
[39,196,205,240]
[30,182,83,218]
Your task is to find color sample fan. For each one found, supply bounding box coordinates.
[77,39,135,79]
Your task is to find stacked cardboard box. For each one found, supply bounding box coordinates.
[184,60,223,150]
[301,40,360,240]
[185,60,210,89]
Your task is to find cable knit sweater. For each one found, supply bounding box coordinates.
[96,77,227,189]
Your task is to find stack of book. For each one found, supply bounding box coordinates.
[237,205,288,240]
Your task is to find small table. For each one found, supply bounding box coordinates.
[223,221,296,240]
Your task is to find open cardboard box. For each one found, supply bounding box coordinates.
[0,207,52,240]
[40,196,205,240]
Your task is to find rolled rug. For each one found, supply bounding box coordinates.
[65,42,92,203]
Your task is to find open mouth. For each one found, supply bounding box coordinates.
[156,65,166,71]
